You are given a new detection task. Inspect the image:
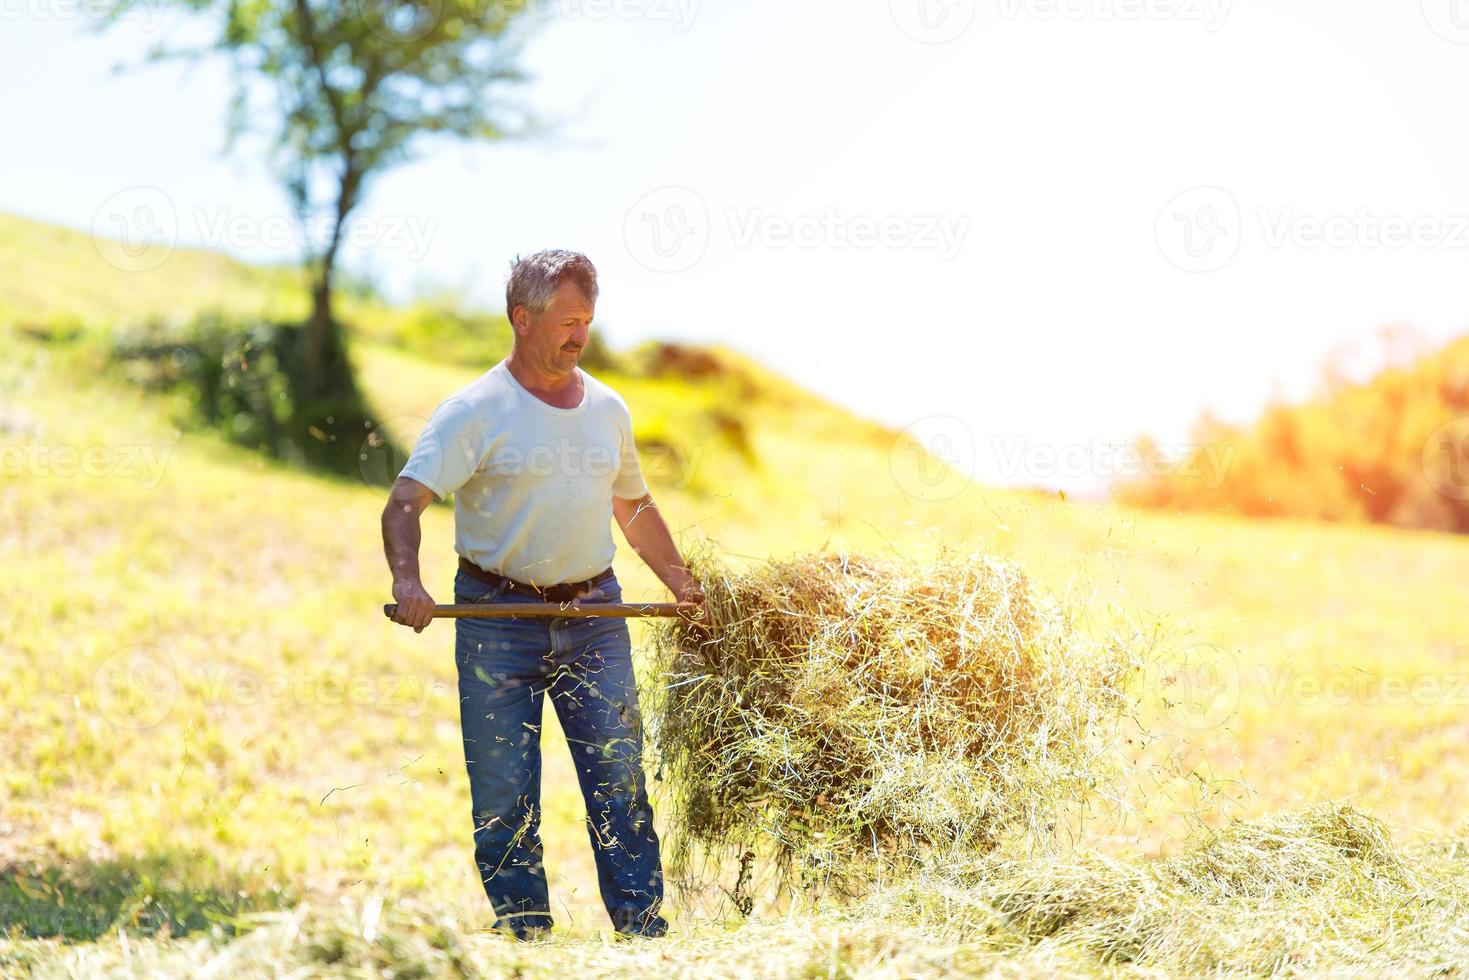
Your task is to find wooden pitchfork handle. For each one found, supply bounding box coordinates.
[382,602,695,620]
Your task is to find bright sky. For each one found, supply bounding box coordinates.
[4,0,1469,493]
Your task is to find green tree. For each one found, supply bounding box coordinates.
[105,0,538,467]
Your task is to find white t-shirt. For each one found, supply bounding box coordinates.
[398,360,648,586]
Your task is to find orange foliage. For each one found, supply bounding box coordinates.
[1117,333,1469,533]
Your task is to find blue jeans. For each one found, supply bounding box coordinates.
[452,568,667,938]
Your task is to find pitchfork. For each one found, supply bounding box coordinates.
[382,601,698,620]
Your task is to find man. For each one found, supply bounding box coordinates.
[380,250,703,939]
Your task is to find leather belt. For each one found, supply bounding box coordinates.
[458,557,614,603]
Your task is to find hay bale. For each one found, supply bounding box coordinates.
[649,551,1144,889]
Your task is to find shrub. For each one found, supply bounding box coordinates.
[111,313,374,474]
[1118,332,1469,532]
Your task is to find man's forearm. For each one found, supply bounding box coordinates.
[615,495,697,597]
[382,506,423,585]
[383,477,438,631]
[382,477,435,586]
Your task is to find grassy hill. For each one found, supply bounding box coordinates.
[3,215,1469,974]
[0,211,308,332]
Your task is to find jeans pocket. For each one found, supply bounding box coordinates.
[585,575,623,604]
[455,570,509,605]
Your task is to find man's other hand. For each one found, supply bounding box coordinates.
[392,579,437,632]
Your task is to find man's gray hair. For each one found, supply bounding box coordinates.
[505,250,599,321]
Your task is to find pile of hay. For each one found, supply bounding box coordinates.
[15,806,1463,977]
[879,802,1469,974]
[649,551,1145,890]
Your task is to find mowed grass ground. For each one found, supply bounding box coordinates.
[4,326,1469,974]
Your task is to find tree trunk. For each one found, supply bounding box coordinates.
[283,162,374,474]
[303,157,358,401]
[304,257,335,400]
[288,220,369,472]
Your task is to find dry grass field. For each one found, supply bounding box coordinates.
[4,219,1469,974]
